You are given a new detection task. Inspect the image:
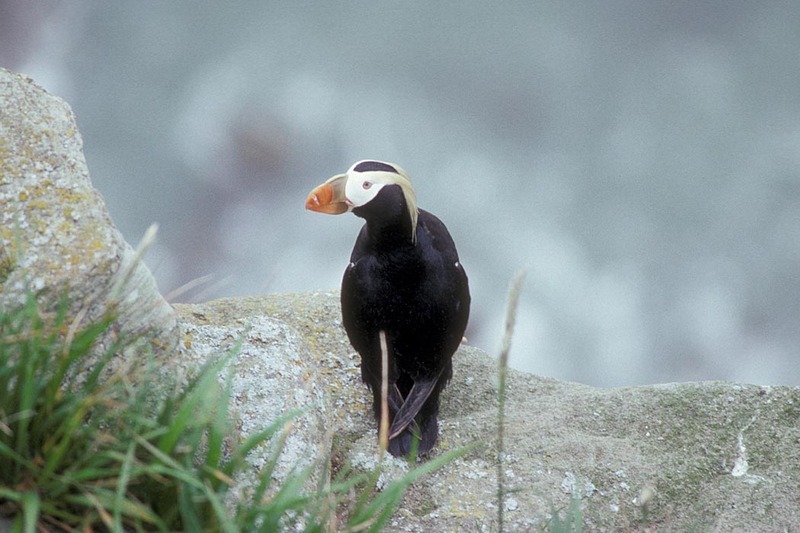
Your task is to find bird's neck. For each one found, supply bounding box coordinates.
[353,186,416,249]
[365,214,414,250]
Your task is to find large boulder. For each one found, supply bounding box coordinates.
[0,67,177,357]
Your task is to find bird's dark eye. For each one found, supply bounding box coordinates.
[362,181,372,190]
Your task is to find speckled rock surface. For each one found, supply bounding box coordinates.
[173,305,329,506]
[176,293,800,532]
[0,67,177,356]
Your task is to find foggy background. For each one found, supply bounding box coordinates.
[3,2,799,387]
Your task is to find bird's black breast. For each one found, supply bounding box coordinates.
[340,209,470,383]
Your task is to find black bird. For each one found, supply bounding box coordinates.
[305,160,470,457]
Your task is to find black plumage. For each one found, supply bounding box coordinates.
[305,161,470,456]
[340,181,470,457]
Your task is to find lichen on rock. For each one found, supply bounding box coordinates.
[0,67,177,358]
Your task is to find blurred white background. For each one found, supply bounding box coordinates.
[3,2,799,386]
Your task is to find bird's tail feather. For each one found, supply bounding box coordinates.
[388,369,443,439]
[387,413,439,457]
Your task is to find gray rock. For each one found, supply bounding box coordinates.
[0,67,177,359]
[172,303,330,507]
[175,294,800,532]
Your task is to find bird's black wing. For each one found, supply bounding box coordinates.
[417,209,471,346]
[418,210,469,298]
[417,210,459,261]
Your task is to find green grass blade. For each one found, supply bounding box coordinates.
[203,367,234,482]
[20,491,40,533]
[13,333,39,461]
[156,356,228,454]
[114,441,136,531]
[200,480,238,533]
[177,483,204,533]
[40,399,95,480]
[0,439,34,468]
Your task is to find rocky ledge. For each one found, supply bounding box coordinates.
[174,292,800,532]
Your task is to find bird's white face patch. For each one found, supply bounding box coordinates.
[344,173,388,208]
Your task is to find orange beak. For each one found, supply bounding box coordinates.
[305,174,350,214]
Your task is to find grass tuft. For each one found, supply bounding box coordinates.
[0,295,464,532]
[0,291,459,531]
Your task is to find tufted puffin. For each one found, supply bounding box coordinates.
[305,160,470,457]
